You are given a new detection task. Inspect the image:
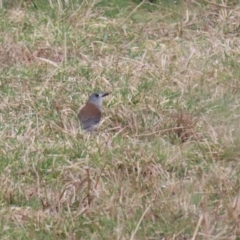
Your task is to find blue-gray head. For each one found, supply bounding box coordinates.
[87,92,110,109]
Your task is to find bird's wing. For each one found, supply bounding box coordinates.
[78,103,102,131]
[81,115,101,131]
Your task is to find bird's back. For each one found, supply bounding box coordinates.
[78,102,102,131]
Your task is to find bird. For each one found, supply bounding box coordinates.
[78,92,110,132]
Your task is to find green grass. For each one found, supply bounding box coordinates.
[0,0,240,239]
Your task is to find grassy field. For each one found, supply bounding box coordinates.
[0,0,240,239]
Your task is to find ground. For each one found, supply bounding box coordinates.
[0,0,240,239]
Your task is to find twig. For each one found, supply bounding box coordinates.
[130,205,151,240]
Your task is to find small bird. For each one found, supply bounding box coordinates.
[78,92,110,132]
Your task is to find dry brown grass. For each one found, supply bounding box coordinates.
[0,0,240,239]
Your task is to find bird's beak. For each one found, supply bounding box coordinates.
[102,92,110,97]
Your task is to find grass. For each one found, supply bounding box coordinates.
[0,0,240,239]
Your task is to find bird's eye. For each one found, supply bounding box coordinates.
[95,94,99,97]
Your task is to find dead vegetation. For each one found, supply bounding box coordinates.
[0,0,240,239]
